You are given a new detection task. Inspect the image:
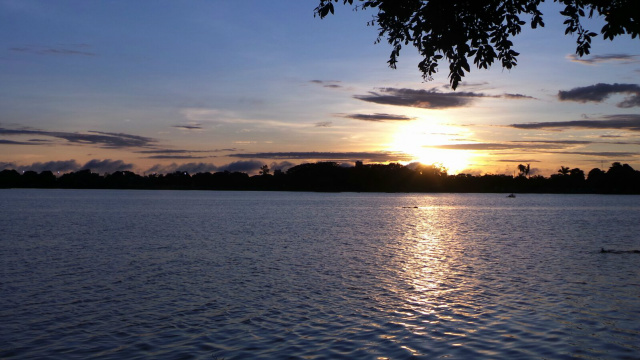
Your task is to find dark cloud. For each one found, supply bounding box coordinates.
[427,139,637,152]
[509,114,640,131]
[10,44,95,56]
[0,162,16,170]
[428,143,569,150]
[219,160,265,173]
[0,128,156,148]
[310,80,342,89]
[145,155,211,159]
[608,141,640,145]
[354,88,491,109]
[352,88,532,109]
[496,159,542,163]
[0,139,31,145]
[145,160,265,174]
[548,151,638,157]
[315,121,332,127]
[146,162,218,174]
[519,139,640,146]
[84,131,156,148]
[510,140,593,145]
[3,159,134,174]
[173,124,203,130]
[567,53,639,65]
[343,113,416,122]
[269,161,296,172]
[137,148,236,154]
[138,149,201,154]
[81,159,134,173]
[503,93,536,100]
[228,151,413,162]
[6,160,81,173]
[558,83,640,107]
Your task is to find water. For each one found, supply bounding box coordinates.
[1,189,639,359]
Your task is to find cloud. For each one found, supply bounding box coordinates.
[269,161,296,171]
[228,151,413,162]
[496,159,542,163]
[310,80,342,89]
[509,114,640,131]
[354,88,491,109]
[146,162,219,174]
[0,162,16,170]
[0,128,157,148]
[547,151,639,157]
[518,139,640,146]
[81,159,134,173]
[2,159,136,173]
[352,87,534,109]
[145,160,265,174]
[558,83,640,107]
[137,148,236,154]
[9,44,96,56]
[173,124,203,130]
[0,139,31,145]
[510,140,593,145]
[219,160,265,173]
[84,131,156,148]
[138,148,235,159]
[5,160,82,173]
[503,93,536,100]
[428,142,571,150]
[430,139,640,152]
[145,155,212,159]
[315,121,332,127]
[567,53,639,65]
[342,113,416,122]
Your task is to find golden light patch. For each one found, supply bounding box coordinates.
[388,121,474,174]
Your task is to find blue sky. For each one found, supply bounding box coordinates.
[1,0,639,175]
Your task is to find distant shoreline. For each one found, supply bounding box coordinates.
[2,161,639,194]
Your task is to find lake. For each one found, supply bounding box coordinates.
[1,189,639,359]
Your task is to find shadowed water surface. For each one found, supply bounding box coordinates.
[1,190,639,359]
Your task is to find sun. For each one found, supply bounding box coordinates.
[388,121,474,174]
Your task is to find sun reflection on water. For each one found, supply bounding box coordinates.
[381,202,486,355]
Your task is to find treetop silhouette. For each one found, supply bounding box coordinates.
[315,0,639,89]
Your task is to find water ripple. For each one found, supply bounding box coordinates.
[1,190,639,359]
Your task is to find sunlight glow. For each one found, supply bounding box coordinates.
[388,121,474,174]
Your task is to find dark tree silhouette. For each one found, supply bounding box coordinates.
[558,166,570,175]
[259,164,270,176]
[569,167,584,180]
[2,162,639,193]
[517,164,527,177]
[315,0,639,89]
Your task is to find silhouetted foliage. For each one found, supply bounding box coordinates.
[2,162,639,194]
[315,0,639,89]
[0,169,20,188]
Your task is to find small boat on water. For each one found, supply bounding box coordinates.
[507,193,516,198]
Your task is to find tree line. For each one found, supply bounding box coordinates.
[1,162,639,194]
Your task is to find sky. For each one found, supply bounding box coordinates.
[1,0,639,176]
